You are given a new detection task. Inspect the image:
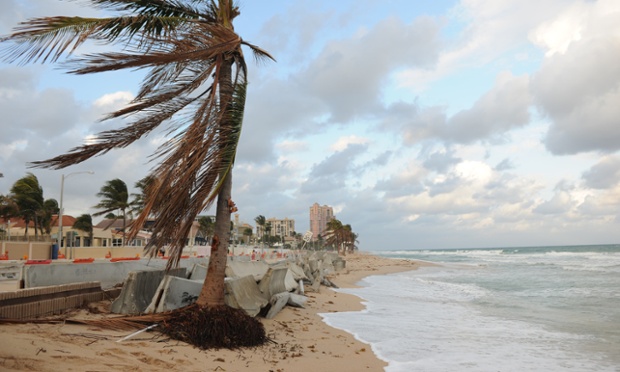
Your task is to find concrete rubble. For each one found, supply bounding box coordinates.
[0,251,346,320]
[111,268,187,315]
[135,251,345,318]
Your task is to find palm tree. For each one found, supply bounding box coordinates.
[0,194,19,221]
[324,218,358,255]
[243,227,252,244]
[10,173,44,239]
[0,194,19,240]
[197,216,215,244]
[265,222,272,246]
[1,0,273,348]
[93,179,129,245]
[341,224,359,254]
[39,198,59,235]
[129,176,152,217]
[72,213,94,246]
[254,215,266,246]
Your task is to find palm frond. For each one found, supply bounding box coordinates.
[131,67,248,268]
[0,312,169,331]
[90,0,206,20]
[241,40,276,64]
[2,15,191,64]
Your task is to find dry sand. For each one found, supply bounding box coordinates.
[0,253,430,372]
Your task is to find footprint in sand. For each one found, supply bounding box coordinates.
[130,351,176,368]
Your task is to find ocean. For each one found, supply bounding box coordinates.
[320,245,620,371]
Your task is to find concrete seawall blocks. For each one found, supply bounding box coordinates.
[265,292,291,319]
[21,257,209,290]
[225,275,269,317]
[1,252,346,320]
[187,263,208,281]
[145,275,203,313]
[258,267,298,299]
[225,260,269,281]
[24,261,150,289]
[111,268,187,315]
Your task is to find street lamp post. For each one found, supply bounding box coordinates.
[58,171,94,258]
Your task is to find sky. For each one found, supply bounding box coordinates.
[1,0,620,251]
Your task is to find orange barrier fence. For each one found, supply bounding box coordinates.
[73,258,95,264]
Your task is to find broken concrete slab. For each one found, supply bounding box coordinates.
[145,275,203,313]
[305,276,321,293]
[287,293,307,308]
[285,262,308,281]
[265,292,290,319]
[110,267,186,315]
[332,258,346,271]
[225,260,269,281]
[258,267,297,299]
[145,274,270,317]
[187,263,208,281]
[224,275,269,317]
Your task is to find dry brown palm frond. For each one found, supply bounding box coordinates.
[0,312,168,331]
[65,312,171,331]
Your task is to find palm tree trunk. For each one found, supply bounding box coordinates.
[34,215,39,239]
[196,57,234,307]
[196,170,232,306]
[122,211,126,247]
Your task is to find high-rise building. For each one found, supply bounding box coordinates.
[309,203,334,241]
[267,217,295,240]
[256,217,296,243]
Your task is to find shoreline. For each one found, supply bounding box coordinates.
[0,252,432,371]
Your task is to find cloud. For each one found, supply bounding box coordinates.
[374,160,427,198]
[300,143,368,193]
[330,135,369,152]
[494,158,515,171]
[531,0,620,154]
[300,15,442,123]
[443,72,531,143]
[399,72,531,145]
[422,149,462,173]
[582,156,620,189]
[0,67,80,139]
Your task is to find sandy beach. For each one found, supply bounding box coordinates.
[0,253,428,372]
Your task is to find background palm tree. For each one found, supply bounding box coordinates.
[254,215,266,246]
[324,218,357,255]
[39,198,59,235]
[72,213,94,246]
[93,178,129,245]
[197,216,215,244]
[265,222,272,246]
[129,176,150,217]
[0,194,19,240]
[0,194,19,221]
[243,227,252,244]
[2,0,273,348]
[10,173,44,239]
